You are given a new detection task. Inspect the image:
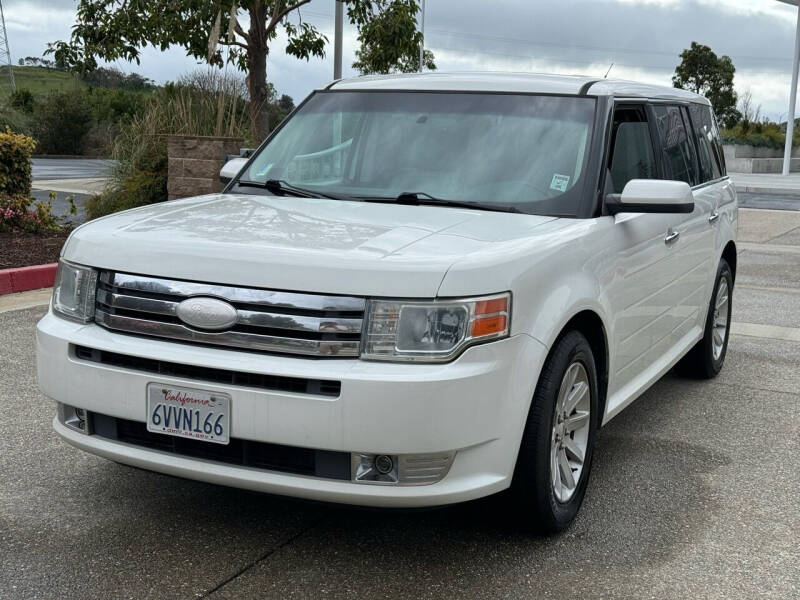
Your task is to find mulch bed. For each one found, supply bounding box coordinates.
[0,228,73,270]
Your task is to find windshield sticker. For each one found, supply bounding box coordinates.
[550,174,570,192]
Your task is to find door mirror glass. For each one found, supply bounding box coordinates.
[606,179,694,214]
[220,158,248,184]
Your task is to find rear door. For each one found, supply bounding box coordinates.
[651,104,716,345]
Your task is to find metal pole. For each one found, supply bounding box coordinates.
[418,0,425,72]
[333,0,343,80]
[0,0,15,91]
[783,5,800,176]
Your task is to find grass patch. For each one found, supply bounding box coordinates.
[0,66,84,98]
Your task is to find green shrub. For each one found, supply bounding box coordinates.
[0,194,60,233]
[85,86,148,124]
[722,120,800,149]
[0,104,33,136]
[10,88,36,114]
[33,90,93,155]
[87,69,251,220]
[86,132,168,219]
[0,129,36,196]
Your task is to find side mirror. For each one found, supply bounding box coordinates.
[605,179,694,215]
[219,157,249,185]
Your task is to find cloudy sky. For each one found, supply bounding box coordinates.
[4,0,800,119]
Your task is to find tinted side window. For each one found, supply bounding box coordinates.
[688,104,723,182]
[710,110,727,176]
[607,106,658,194]
[653,105,699,186]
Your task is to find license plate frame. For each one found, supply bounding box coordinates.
[146,383,231,445]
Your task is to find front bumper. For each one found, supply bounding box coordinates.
[37,311,547,507]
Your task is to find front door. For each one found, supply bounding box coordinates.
[603,103,689,397]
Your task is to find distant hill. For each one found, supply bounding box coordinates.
[0,66,85,97]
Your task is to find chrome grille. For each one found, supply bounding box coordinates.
[95,271,365,357]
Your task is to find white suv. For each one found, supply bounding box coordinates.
[37,73,737,532]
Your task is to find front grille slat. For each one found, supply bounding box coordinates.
[97,289,179,317]
[236,310,363,334]
[73,345,341,397]
[100,271,366,313]
[95,271,366,358]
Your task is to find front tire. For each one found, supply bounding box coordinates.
[677,258,733,379]
[510,330,598,534]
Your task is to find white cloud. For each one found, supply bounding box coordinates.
[3,0,800,120]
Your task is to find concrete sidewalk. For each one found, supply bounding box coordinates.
[31,178,107,196]
[729,172,800,195]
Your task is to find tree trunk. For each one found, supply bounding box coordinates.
[247,3,270,142]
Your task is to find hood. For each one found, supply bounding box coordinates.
[63,194,559,297]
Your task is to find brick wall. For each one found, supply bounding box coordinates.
[167,136,245,200]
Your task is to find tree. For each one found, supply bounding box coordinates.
[351,0,435,74]
[47,1,427,141]
[278,93,294,112]
[673,42,740,128]
[82,67,154,90]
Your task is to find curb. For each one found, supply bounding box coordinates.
[0,263,58,295]
[733,184,800,196]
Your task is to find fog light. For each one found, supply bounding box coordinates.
[374,454,394,474]
[57,402,90,435]
[351,453,399,484]
[351,451,456,485]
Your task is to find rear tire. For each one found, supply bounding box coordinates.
[509,330,598,534]
[677,258,733,379]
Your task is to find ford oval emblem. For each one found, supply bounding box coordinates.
[176,297,238,331]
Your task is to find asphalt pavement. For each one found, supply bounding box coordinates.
[1,209,798,599]
[31,158,115,180]
[30,158,114,224]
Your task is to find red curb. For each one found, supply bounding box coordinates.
[0,263,58,295]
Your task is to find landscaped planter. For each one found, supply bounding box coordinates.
[167,136,245,201]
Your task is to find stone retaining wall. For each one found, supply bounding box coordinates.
[167,136,244,200]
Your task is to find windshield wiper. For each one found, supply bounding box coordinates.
[236,179,344,200]
[363,192,523,214]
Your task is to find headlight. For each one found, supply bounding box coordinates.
[361,293,510,362]
[52,260,98,323]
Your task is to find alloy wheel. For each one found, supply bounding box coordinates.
[712,277,730,361]
[550,361,591,503]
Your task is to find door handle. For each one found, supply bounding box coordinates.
[664,228,680,245]
[708,211,720,224]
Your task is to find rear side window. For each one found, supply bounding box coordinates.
[688,104,725,179]
[653,105,699,186]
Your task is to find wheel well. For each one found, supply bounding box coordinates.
[561,311,609,427]
[722,241,737,283]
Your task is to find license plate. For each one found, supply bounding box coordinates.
[146,383,231,445]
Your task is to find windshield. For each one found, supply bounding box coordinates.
[239,91,597,216]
